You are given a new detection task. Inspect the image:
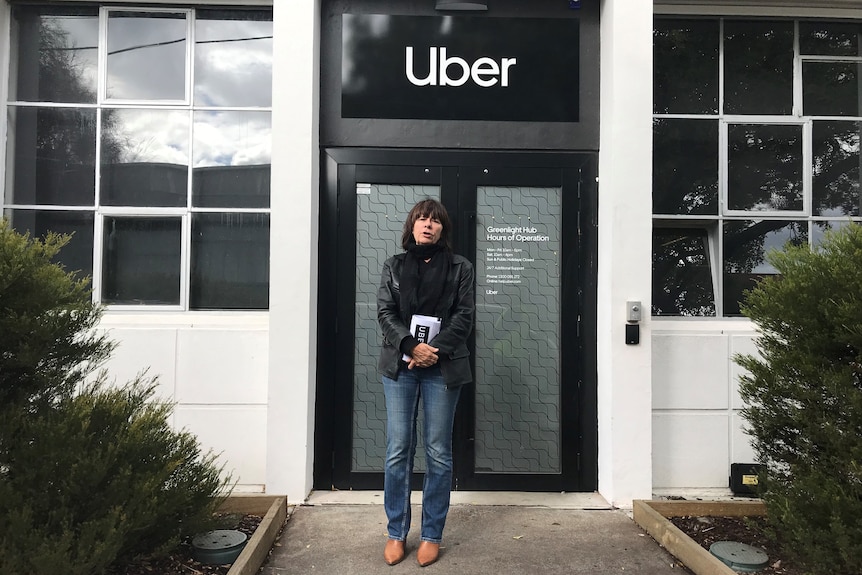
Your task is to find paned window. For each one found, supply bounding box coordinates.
[653,18,862,317]
[3,5,273,310]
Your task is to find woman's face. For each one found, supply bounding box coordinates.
[412,214,443,245]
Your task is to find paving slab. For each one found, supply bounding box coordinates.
[260,503,691,575]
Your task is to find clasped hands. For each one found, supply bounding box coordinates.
[407,342,439,370]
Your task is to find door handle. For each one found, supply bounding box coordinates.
[463,211,476,262]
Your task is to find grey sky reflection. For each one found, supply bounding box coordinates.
[195,20,273,107]
[106,12,187,100]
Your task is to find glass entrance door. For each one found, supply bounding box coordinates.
[316,150,597,492]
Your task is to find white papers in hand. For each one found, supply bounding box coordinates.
[402,314,442,362]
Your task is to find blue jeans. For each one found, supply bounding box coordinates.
[383,365,461,544]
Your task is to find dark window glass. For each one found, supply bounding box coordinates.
[724,21,794,115]
[192,111,271,208]
[190,213,269,309]
[813,121,861,216]
[799,21,862,56]
[106,11,187,101]
[803,61,862,117]
[100,109,189,207]
[723,219,807,315]
[102,217,181,305]
[654,19,719,114]
[7,106,97,206]
[652,227,716,316]
[653,118,719,215]
[6,209,94,280]
[727,124,803,212]
[194,10,273,107]
[9,6,99,103]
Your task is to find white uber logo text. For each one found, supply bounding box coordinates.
[405,46,517,87]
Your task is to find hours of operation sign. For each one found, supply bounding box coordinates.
[483,225,551,294]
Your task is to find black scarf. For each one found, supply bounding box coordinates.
[400,241,450,320]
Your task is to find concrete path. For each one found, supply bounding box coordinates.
[259,493,690,575]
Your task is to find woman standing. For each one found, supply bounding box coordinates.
[377,199,475,567]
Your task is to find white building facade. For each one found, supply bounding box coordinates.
[2,0,860,508]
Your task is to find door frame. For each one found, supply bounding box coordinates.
[314,148,598,492]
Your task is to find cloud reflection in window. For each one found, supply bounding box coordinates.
[195,14,272,107]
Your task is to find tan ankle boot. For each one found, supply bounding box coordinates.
[384,539,406,565]
[417,541,440,567]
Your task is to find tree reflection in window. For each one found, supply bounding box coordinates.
[652,17,862,317]
[724,20,793,115]
[653,19,719,115]
[652,228,716,316]
[723,220,808,316]
[813,121,862,216]
[727,124,803,212]
[653,118,718,215]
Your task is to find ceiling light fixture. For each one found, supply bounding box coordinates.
[435,0,488,11]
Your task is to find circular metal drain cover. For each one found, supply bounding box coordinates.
[191,529,248,565]
[709,541,769,572]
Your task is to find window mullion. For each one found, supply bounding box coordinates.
[92,214,104,305]
[717,119,726,317]
[803,119,812,219]
[98,7,109,103]
[95,9,108,305]
[793,20,802,118]
[186,9,194,105]
[181,213,190,311]
[718,18,725,116]
[717,18,725,318]
[716,220,724,317]
[707,222,720,317]
[719,119,728,217]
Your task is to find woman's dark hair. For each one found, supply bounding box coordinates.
[401,198,453,251]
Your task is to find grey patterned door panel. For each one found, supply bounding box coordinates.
[474,186,562,473]
[352,184,439,472]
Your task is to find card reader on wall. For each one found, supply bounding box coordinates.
[625,301,641,345]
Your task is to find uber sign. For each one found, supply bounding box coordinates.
[342,15,580,122]
[405,47,518,88]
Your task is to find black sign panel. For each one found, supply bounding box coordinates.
[341,15,580,122]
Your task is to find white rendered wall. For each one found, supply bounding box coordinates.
[265,0,320,501]
[597,0,655,507]
[98,314,270,492]
[651,321,759,490]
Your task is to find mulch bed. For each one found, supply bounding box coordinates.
[108,513,262,575]
[670,515,804,575]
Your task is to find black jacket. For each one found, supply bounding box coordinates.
[377,252,475,387]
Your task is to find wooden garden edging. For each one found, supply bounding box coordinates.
[218,494,289,575]
[633,500,767,575]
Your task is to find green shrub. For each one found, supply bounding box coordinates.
[0,220,232,574]
[0,377,229,575]
[736,223,862,575]
[0,222,113,408]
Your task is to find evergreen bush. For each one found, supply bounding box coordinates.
[736,223,862,575]
[0,220,231,574]
[0,223,113,408]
